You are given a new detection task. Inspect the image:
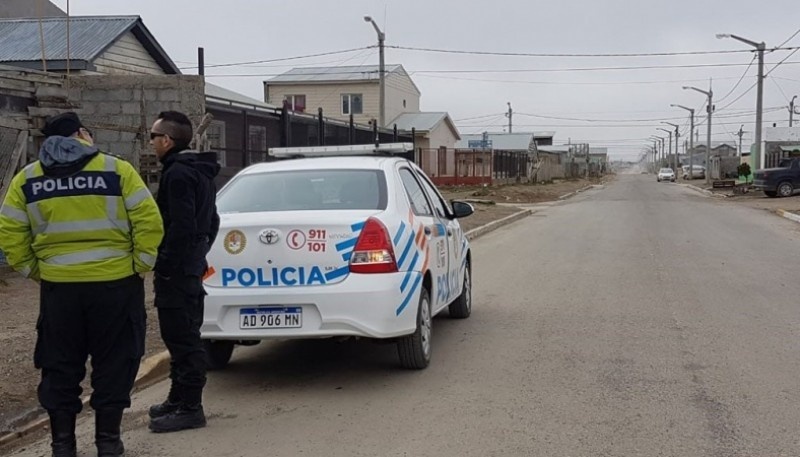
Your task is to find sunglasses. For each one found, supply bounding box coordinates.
[150,132,168,140]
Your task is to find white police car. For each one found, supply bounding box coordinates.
[201,143,474,370]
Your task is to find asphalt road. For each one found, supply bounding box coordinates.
[11,175,800,456]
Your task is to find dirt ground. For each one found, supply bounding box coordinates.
[0,275,164,433]
[0,175,605,435]
[682,180,800,213]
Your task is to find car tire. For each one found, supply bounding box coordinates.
[204,340,234,371]
[397,285,432,370]
[764,191,778,198]
[448,262,471,319]
[778,181,793,198]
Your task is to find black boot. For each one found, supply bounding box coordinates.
[148,404,206,433]
[48,411,77,457]
[148,388,182,419]
[95,409,125,457]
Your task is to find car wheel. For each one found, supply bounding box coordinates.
[397,285,432,369]
[204,340,234,370]
[778,181,793,198]
[657,178,661,182]
[764,191,778,198]
[448,262,471,319]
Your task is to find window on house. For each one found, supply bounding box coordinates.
[341,93,363,115]
[284,94,306,112]
[207,120,226,167]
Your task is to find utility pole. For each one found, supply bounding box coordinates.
[657,128,672,172]
[736,125,744,157]
[684,84,713,185]
[671,104,694,175]
[364,16,385,127]
[505,102,513,133]
[663,122,680,171]
[717,34,765,169]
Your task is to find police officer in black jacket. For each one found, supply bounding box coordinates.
[147,111,220,433]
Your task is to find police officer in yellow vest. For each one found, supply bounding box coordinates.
[0,113,163,457]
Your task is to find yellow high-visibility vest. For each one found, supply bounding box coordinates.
[0,152,164,282]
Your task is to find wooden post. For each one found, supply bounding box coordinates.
[0,130,30,202]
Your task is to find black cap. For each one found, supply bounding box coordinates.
[42,112,84,138]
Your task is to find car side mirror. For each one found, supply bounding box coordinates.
[450,200,474,219]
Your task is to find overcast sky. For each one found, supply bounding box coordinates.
[53,0,800,160]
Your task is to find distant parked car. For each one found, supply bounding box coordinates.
[752,158,800,198]
[682,165,705,180]
[657,168,676,182]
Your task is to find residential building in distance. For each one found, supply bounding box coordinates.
[263,64,420,126]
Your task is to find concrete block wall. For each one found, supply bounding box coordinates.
[67,75,205,164]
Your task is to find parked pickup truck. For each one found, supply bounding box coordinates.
[752,158,800,198]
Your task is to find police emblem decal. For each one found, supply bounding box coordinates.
[259,229,280,245]
[224,230,247,255]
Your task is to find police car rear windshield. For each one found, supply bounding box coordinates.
[217,169,388,213]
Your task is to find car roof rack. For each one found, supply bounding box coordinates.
[269,142,414,158]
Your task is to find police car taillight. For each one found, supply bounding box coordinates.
[349,218,398,274]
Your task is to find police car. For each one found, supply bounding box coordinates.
[201,143,474,370]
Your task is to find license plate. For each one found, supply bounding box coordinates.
[239,307,302,329]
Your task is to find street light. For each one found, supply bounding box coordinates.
[662,121,680,171]
[657,128,673,172]
[364,16,386,128]
[790,95,798,127]
[649,136,662,173]
[717,33,765,169]
[683,85,713,185]
[671,104,695,175]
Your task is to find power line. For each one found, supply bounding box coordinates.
[770,77,791,102]
[716,55,756,103]
[453,113,505,122]
[776,27,800,49]
[386,44,799,58]
[765,46,800,77]
[202,60,800,77]
[178,47,373,70]
[415,73,744,86]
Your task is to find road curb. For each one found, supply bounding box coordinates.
[774,208,800,224]
[464,208,534,241]
[0,350,171,447]
[679,183,720,198]
[558,184,597,200]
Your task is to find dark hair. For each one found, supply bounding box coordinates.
[156,111,193,148]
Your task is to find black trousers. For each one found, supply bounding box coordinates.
[154,274,207,405]
[36,275,145,414]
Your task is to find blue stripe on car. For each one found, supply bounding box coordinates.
[396,274,422,316]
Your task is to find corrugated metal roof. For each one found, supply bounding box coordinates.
[267,64,404,83]
[390,112,446,131]
[0,16,138,62]
[457,133,535,151]
[390,112,460,140]
[205,83,279,110]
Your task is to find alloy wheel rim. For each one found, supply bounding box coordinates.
[421,296,431,357]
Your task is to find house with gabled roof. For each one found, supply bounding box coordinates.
[0,15,179,75]
[263,64,421,126]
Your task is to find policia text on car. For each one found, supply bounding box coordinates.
[0,112,163,457]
